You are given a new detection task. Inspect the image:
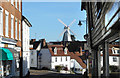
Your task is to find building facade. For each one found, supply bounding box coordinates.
[81,1,120,77]
[0,0,22,77]
[22,16,32,76]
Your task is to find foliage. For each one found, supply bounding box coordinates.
[109,65,118,72]
[55,65,62,72]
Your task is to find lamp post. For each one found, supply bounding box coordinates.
[78,18,87,34]
[78,18,88,77]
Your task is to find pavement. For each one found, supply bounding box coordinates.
[29,69,84,78]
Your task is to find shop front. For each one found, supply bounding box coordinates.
[0,48,13,78]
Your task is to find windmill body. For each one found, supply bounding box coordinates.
[58,19,76,42]
[63,27,72,41]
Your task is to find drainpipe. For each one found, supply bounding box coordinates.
[20,1,23,77]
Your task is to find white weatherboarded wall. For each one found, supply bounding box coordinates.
[22,19,30,76]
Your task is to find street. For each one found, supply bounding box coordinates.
[29,69,84,78]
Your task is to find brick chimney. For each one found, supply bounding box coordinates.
[30,39,36,43]
[80,47,83,56]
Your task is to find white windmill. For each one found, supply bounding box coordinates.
[58,19,77,42]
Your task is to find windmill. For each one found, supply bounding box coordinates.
[58,19,77,42]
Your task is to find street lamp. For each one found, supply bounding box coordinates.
[78,18,87,34]
[78,18,88,77]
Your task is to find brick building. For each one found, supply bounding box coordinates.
[0,0,22,77]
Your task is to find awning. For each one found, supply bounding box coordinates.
[0,48,13,60]
[4,47,19,58]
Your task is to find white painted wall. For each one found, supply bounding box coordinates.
[30,50,37,68]
[40,49,51,69]
[70,59,85,74]
[51,56,71,70]
[101,56,120,67]
[22,20,30,76]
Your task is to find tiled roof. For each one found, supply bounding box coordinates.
[69,52,86,69]
[48,45,70,56]
[48,45,86,68]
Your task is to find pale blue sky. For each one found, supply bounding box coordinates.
[22,2,86,42]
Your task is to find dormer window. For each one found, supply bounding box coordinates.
[64,47,67,54]
[54,47,57,54]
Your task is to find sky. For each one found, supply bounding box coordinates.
[22,2,86,42]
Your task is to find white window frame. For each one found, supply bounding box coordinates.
[11,14,14,39]
[19,0,21,12]
[54,47,57,55]
[5,10,9,37]
[15,0,17,9]
[64,47,67,54]
[19,21,21,40]
[0,6,3,36]
[15,18,17,39]
[11,0,14,5]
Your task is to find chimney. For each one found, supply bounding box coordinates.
[31,39,36,43]
[30,39,36,44]
[80,47,82,56]
[42,39,46,47]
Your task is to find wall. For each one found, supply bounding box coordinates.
[51,56,71,70]
[30,50,37,68]
[22,19,30,76]
[101,56,120,67]
[40,49,51,69]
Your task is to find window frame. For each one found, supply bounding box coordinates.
[113,57,117,62]
[5,10,9,37]
[11,14,14,39]
[15,18,17,39]
[0,6,3,36]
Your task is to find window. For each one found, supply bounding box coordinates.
[66,57,67,61]
[61,57,62,62]
[31,51,33,55]
[19,21,21,40]
[11,14,14,38]
[11,0,14,5]
[55,57,57,62]
[15,19,17,39]
[19,0,21,11]
[0,7,3,36]
[96,2,102,19]
[64,47,67,54]
[54,47,57,54]
[5,10,9,37]
[117,50,119,54]
[113,57,117,62]
[15,0,17,8]
[31,59,33,64]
